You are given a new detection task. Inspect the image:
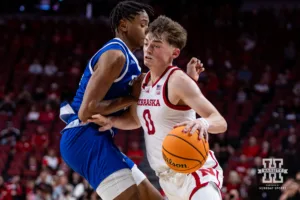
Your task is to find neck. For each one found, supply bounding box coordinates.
[115,32,136,52]
[149,62,173,85]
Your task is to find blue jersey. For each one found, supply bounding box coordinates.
[59,38,141,189]
[60,38,141,127]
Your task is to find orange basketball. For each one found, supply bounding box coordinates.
[162,126,209,173]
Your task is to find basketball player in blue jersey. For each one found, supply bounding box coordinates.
[59,1,163,200]
[59,1,202,200]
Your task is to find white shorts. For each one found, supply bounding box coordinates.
[159,168,223,200]
[96,165,146,200]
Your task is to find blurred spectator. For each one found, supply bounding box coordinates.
[254,78,269,94]
[33,86,46,101]
[0,121,20,145]
[17,86,32,105]
[225,189,240,200]
[0,95,16,115]
[240,34,256,52]
[223,71,236,89]
[213,143,231,168]
[58,185,75,200]
[52,175,72,200]
[15,135,32,153]
[69,60,81,76]
[236,87,247,104]
[237,65,252,83]
[5,176,22,199]
[58,161,70,176]
[127,141,144,166]
[25,180,35,200]
[44,60,58,76]
[31,125,49,150]
[248,156,262,178]
[0,176,12,200]
[293,81,300,97]
[39,104,55,123]
[276,72,288,87]
[47,83,60,103]
[206,72,220,93]
[242,137,260,158]
[235,154,250,177]
[205,49,214,67]
[27,156,39,172]
[28,59,43,75]
[42,149,59,171]
[73,44,84,57]
[225,171,241,192]
[15,58,29,72]
[259,141,270,158]
[27,105,40,122]
[273,100,288,117]
[71,172,84,199]
[35,169,53,186]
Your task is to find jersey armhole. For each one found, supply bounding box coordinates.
[162,68,191,111]
[89,43,129,83]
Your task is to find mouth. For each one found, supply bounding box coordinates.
[145,56,152,60]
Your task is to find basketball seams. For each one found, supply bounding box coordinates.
[166,134,206,161]
[162,146,202,164]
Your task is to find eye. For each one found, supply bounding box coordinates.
[154,45,160,48]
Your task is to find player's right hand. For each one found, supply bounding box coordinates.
[87,114,113,131]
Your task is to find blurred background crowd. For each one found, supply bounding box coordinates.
[0,0,300,200]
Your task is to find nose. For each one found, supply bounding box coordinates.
[145,44,153,55]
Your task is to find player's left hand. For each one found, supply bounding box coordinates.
[186,57,205,82]
[174,119,209,140]
[87,114,113,131]
[130,73,145,100]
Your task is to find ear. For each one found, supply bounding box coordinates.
[119,19,128,33]
[172,48,180,59]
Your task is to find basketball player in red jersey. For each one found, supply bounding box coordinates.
[88,16,227,200]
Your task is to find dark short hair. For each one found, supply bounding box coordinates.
[147,15,187,49]
[110,1,154,33]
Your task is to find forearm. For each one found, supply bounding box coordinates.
[88,96,136,116]
[110,111,141,130]
[202,113,227,134]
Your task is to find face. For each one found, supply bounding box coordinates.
[120,11,149,48]
[143,32,180,68]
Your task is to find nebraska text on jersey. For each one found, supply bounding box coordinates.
[137,99,161,107]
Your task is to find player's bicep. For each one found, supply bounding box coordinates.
[78,50,125,121]
[172,73,220,118]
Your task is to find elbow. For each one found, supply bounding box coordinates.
[78,107,89,122]
[221,117,228,133]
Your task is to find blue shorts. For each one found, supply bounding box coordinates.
[60,124,134,189]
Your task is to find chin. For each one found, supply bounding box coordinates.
[144,61,152,68]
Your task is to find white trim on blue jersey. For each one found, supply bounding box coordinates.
[88,38,131,83]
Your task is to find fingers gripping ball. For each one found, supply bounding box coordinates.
[162,126,209,173]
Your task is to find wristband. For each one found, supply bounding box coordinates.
[198,118,210,129]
